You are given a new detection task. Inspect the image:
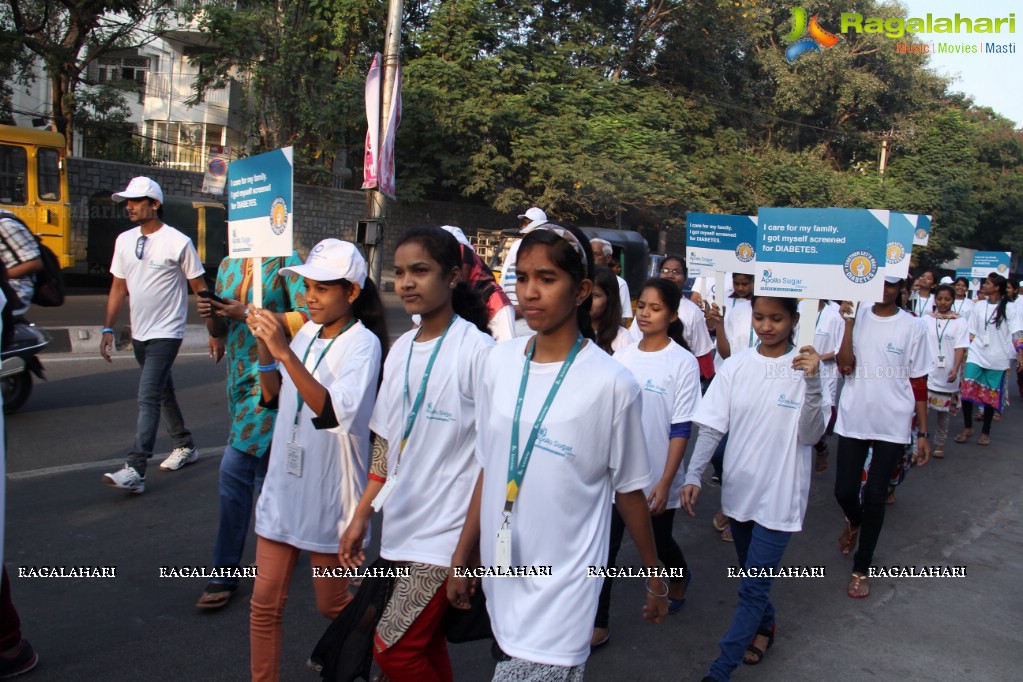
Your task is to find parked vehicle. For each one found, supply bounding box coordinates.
[0,320,48,414]
[0,124,74,268]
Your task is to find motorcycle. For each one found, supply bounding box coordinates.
[0,320,48,414]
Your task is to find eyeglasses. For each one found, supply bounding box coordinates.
[135,235,148,260]
[660,267,685,276]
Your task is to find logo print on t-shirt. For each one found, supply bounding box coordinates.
[424,401,455,423]
[643,379,668,396]
[535,426,576,458]
[777,393,801,409]
[885,343,905,356]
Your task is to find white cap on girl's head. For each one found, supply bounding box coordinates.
[939,276,954,284]
[280,239,367,286]
[884,275,903,284]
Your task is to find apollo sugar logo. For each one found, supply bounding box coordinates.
[784,8,840,62]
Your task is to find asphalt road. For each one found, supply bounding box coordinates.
[3,293,1022,681]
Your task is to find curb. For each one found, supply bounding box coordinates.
[41,325,213,355]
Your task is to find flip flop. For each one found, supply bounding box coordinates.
[847,573,870,599]
[712,511,729,532]
[978,434,990,446]
[839,519,859,556]
[590,628,611,650]
[933,448,944,459]
[953,430,973,443]
[668,570,694,613]
[196,584,236,610]
[720,525,734,543]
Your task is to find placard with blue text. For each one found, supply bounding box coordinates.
[756,208,888,301]
[228,147,294,258]
[970,251,1011,280]
[686,213,757,276]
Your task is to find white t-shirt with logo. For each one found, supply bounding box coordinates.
[951,297,975,324]
[834,307,932,444]
[628,296,714,357]
[613,341,701,508]
[475,337,650,667]
[926,315,971,392]
[813,303,846,408]
[255,322,381,554]
[908,292,935,318]
[687,347,816,532]
[369,317,494,566]
[966,300,1023,370]
[110,224,204,341]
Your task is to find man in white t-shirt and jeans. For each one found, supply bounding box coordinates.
[100,177,208,494]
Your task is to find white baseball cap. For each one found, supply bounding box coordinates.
[517,207,548,232]
[884,275,904,284]
[112,176,164,204]
[939,276,954,284]
[440,225,473,249]
[280,239,368,287]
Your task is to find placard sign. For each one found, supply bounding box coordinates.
[756,208,888,302]
[912,214,932,246]
[228,147,294,258]
[970,251,1011,280]
[686,213,758,276]
[885,212,916,279]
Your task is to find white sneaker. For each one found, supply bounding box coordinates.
[160,446,198,471]
[103,465,146,494]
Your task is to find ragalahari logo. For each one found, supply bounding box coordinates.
[785,8,840,62]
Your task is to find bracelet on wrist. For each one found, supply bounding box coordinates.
[645,577,668,598]
[917,431,929,438]
[102,327,114,335]
[257,361,278,373]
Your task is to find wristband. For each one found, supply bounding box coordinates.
[102,327,114,335]
[257,362,278,373]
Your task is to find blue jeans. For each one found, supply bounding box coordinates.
[707,521,792,682]
[127,338,192,475]
[209,445,268,587]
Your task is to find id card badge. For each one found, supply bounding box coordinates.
[371,476,397,512]
[981,332,990,346]
[286,441,303,477]
[495,525,512,568]
[936,355,946,369]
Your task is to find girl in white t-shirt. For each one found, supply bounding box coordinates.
[591,266,631,354]
[592,278,701,647]
[337,226,494,681]
[952,276,976,323]
[246,240,388,682]
[926,285,970,458]
[955,273,1023,446]
[908,270,936,318]
[448,224,668,681]
[834,277,932,600]
[681,296,826,680]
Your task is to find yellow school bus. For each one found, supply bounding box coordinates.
[0,124,74,267]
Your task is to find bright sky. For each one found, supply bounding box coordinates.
[901,0,1022,125]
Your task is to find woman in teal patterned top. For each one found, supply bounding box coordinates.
[195,253,308,609]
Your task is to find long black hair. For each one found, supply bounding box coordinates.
[640,277,690,351]
[986,273,1009,327]
[518,223,596,341]
[591,266,622,353]
[325,277,390,366]
[396,225,491,335]
[750,295,799,347]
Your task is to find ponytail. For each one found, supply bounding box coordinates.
[452,281,491,335]
[987,274,1009,327]
[350,277,390,380]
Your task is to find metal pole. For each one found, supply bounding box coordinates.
[366,0,403,286]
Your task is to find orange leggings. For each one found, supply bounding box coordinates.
[250,536,352,682]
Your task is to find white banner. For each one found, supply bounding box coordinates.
[378,59,402,200]
[362,53,382,190]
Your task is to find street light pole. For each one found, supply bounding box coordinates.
[366,0,403,287]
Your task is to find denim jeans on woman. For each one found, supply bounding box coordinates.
[208,445,269,589]
[707,521,791,682]
[126,338,193,475]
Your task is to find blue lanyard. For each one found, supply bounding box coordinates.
[293,318,355,427]
[935,317,949,348]
[505,335,584,513]
[396,315,457,468]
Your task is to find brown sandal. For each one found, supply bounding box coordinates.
[839,519,859,556]
[712,510,729,532]
[953,430,973,444]
[933,448,944,459]
[196,584,236,610]
[978,434,990,446]
[847,573,870,598]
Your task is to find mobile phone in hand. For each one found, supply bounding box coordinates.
[198,290,226,305]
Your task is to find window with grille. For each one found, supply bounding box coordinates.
[0,145,28,205]
[37,148,61,201]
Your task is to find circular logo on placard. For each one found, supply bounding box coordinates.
[915,228,927,240]
[269,197,288,235]
[885,242,905,265]
[844,251,877,284]
[735,242,755,263]
[208,157,227,177]
[997,262,1008,273]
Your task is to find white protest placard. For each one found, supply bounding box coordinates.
[885,212,916,279]
[970,251,1012,280]
[227,147,294,259]
[912,214,932,246]
[686,213,758,276]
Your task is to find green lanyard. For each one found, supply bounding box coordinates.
[396,315,457,469]
[983,301,997,330]
[293,318,356,429]
[953,299,964,315]
[505,335,584,514]
[935,317,950,348]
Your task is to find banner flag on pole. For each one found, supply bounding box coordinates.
[378,58,402,200]
[362,53,382,190]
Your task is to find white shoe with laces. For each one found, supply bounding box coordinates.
[160,446,198,471]
[103,465,146,494]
